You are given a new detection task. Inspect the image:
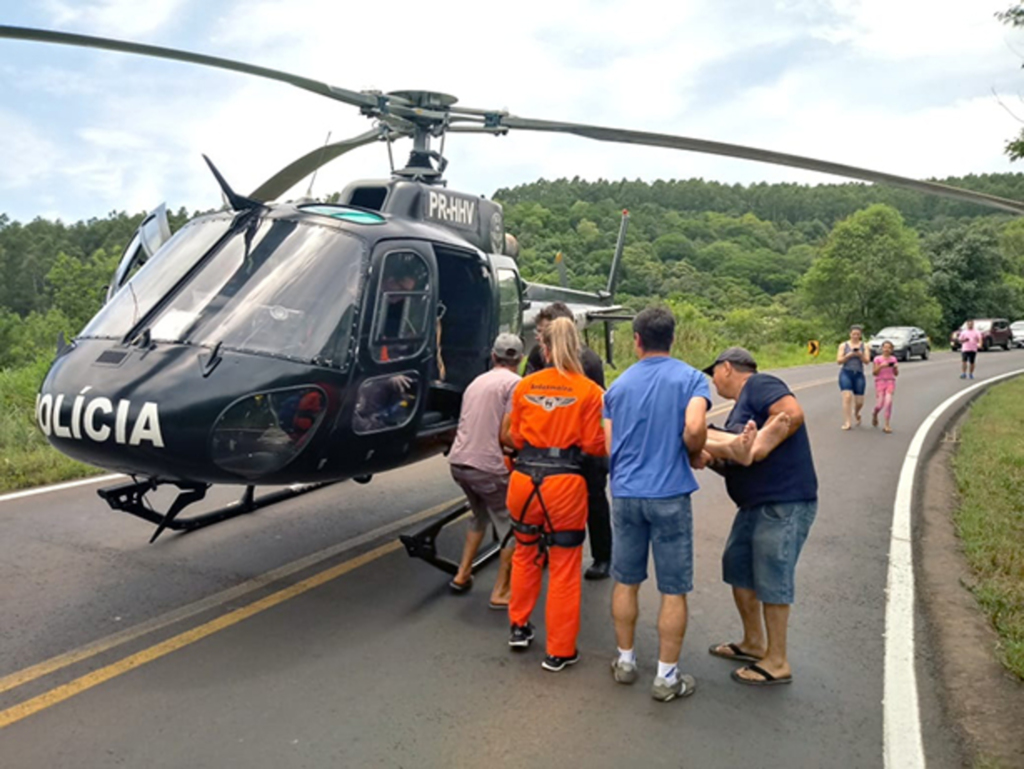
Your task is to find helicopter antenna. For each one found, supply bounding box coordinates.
[305,130,332,198]
[202,155,263,212]
[386,131,396,175]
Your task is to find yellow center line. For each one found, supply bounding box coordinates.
[0,496,463,697]
[0,539,403,730]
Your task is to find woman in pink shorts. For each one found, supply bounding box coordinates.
[871,340,899,433]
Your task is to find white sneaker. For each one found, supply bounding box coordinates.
[651,673,696,702]
[610,657,638,684]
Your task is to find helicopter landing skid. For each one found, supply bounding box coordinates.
[97,478,333,543]
[399,498,501,576]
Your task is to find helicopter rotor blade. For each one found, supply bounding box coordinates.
[250,126,410,202]
[0,24,386,110]
[500,116,1024,216]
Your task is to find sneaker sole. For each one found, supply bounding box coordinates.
[508,639,532,649]
[542,656,580,672]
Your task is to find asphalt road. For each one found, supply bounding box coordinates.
[1,349,1021,768]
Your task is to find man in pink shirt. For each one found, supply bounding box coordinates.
[447,333,523,607]
[958,320,983,380]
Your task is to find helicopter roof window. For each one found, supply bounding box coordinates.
[80,216,234,341]
[137,219,367,368]
[371,251,431,364]
[300,204,386,225]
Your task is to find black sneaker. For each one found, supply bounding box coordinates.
[584,560,611,581]
[509,622,535,649]
[541,650,580,671]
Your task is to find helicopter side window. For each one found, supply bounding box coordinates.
[371,251,431,363]
[497,268,522,335]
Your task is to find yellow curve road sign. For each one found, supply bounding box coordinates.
[808,340,820,356]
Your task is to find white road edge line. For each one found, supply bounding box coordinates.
[0,474,125,504]
[884,368,1024,769]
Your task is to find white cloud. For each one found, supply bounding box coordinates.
[0,0,1021,223]
[41,0,192,38]
[0,112,61,191]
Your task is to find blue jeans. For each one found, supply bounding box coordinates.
[722,500,817,605]
[611,495,693,595]
[838,369,866,395]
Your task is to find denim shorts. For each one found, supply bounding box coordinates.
[611,495,693,595]
[838,369,866,395]
[722,500,817,605]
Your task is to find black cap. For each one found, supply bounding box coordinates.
[702,346,758,376]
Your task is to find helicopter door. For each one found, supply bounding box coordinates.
[106,203,172,302]
[351,247,435,437]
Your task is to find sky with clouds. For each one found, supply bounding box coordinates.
[0,0,1022,224]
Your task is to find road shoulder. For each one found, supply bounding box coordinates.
[917,411,1024,768]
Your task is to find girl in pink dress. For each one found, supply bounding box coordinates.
[872,341,899,433]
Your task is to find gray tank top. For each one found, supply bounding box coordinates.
[842,342,864,373]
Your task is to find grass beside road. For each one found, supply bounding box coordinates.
[953,377,1024,681]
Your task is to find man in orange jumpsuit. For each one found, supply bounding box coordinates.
[503,317,606,671]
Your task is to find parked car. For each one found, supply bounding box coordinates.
[868,326,930,361]
[1012,320,1024,349]
[949,319,1013,351]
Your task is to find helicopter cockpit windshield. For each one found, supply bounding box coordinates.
[81,215,367,369]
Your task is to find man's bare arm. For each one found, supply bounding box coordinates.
[749,395,804,462]
[500,413,514,449]
[683,397,708,458]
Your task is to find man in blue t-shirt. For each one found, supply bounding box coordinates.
[697,347,818,688]
[602,307,710,703]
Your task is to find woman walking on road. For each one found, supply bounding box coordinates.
[836,325,871,430]
[871,340,899,433]
[502,317,606,672]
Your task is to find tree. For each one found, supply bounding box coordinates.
[45,249,119,334]
[997,4,1024,160]
[799,204,941,336]
[927,222,1021,329]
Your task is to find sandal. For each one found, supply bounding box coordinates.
[708,642,762,663]
[448,576,473,594]
[731,663,793,686]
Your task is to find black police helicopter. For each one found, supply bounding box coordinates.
[3,25,1024,555]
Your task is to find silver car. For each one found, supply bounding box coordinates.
[1012,320,1024,349]
[868,326,930,361]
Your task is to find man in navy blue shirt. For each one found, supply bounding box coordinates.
[697,347,818,687]
[603,307,710,702]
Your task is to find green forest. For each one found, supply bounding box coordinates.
[3,174,1024,491]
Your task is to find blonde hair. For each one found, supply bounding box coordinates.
[541,317,584,376]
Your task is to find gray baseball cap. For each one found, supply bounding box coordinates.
[702,346,758,376]
[492,333,524,359]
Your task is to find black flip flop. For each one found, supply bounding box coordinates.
[730,663,793,686]
[448,576,473,594]
[708,642,762,663]
[488,601,509,611]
